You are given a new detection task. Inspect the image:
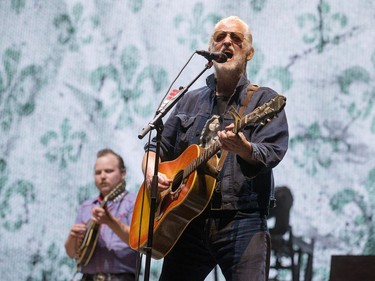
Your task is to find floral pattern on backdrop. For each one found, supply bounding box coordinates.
[0,0,374,280]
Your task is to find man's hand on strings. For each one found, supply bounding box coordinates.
[143,151,172,193]
[217,123,255,164]
[145,171,172,192]
[92,206,114,225]
[69,224,87,239]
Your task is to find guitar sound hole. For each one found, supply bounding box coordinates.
[171,170,184,192]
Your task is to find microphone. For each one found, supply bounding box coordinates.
[196,50,228,63]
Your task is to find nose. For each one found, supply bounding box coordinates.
[223,33,231,41]
[99,171,107,179]
[222,33,233,46]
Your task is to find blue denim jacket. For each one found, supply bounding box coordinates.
[146,74,289,212]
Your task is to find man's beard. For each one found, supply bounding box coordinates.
[214,55,246,78]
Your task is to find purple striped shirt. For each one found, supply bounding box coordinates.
[76,190,137,274]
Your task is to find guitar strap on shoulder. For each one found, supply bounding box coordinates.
[216,83,260,172]
[210,83,259,210]
[215,83,278,212]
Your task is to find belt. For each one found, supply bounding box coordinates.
[81,272,135,281]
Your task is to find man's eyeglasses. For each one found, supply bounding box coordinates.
[212,31,245,45]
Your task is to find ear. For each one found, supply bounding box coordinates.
[247,47,254,61]
[121,170,126,180]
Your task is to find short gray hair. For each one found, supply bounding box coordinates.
[209,16,253,53]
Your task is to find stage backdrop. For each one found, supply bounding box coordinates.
[0,1,374,280]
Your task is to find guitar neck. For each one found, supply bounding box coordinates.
[183,142,220,179]
[181,95,286,182]
[181,108,257,179]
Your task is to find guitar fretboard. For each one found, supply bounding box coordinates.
[181,95,285,181]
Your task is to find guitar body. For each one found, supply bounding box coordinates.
[130,144,218,259]
[77,223,101,268]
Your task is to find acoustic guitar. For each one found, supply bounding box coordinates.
[129,95,286,259]
[76,182,125,270]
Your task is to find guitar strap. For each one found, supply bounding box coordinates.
[216,83,260,172]
[211,83,259,210]
[213,83,277,212]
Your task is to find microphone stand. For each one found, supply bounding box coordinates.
[138,60,213,281]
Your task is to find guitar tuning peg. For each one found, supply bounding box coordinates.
[266,118,272,123]
[260,121,265,126]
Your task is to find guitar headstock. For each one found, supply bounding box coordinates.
[102,182,125,205]
[247,95,286,126]
[228,94,286,132]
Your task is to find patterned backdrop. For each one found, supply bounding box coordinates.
[0,0,374,280]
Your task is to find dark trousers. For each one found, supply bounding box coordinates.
[159,209,270,281]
